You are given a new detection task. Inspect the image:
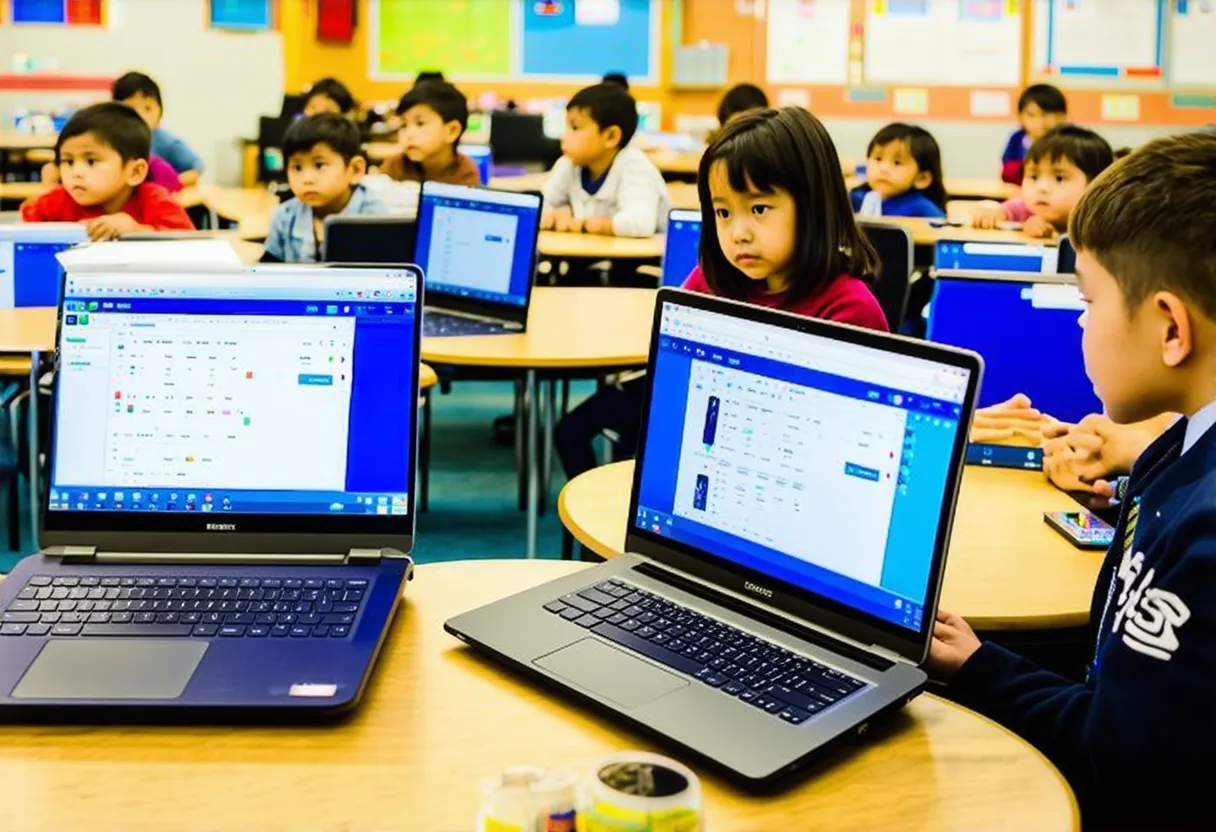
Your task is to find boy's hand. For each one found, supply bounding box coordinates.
[550,207,581,233]
[85,213,142,241]
[540,208,556,231]
[178,170,201,188]
[1023,215,1056,239]
[1042,413,1168,497]
[928,610,981,679]
[969,393,1051,446]
[970,204,1007,229]
[583,216,614,235]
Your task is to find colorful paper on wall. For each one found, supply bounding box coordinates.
[893,87,929,114]
[1101,94,1141,121]
[970,90,1013,117]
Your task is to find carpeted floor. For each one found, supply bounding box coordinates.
[0,380,596,574]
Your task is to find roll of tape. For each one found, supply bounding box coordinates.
[584,752,702,832]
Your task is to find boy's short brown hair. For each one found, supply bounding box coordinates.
[1070,131,1216,321]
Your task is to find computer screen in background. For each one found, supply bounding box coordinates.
[662,210,701,288]
[461,144,494,185]
[635,301,972,632]
[927,274,1100,424]
[414,183,539,307]
[0,225,87,308]
[49,268,419,517]
[935,240,1059,274]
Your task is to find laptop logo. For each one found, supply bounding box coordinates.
[206,523,237,531]
[744,581,774,599]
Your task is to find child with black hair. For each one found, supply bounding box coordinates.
[112,71,204,186]
[602,72,629,91]
[382,81,481,185]
[850,122,946,218]
[304,77,356,117]
[21,101,193,239]
[555,107,886,479]
[974,124,1113,239]
[1002,83,1068,184]
[541,82,669,237]
[263,114,388,263]
[716,83,769,127]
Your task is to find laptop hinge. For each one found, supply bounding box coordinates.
[870,645,912,666]
[346,548,383,564]
[60,546,98,564]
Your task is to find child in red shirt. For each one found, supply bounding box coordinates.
[22,101,193,240]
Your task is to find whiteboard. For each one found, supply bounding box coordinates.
[1170,0,1216,86]
[1038,0,1163,75]
[766,0,851,85]
[863,0,1022,87]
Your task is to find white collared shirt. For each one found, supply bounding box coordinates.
[1182,398,1216,456]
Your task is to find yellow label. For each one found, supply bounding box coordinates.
[484,819,527,832]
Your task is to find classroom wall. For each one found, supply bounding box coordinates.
[0,0,284,184]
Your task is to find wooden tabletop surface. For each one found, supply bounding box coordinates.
[0,129,57,150]
[421,286,654,369]
[559,462,1100,631]
[0,306,57,353]
[0,560,1077,831]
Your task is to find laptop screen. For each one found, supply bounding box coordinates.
[935,240,1059,274]
[635,300,972,632]
[927,273,1099,424]
[415,182,539,308]
[662,209,701,288]
[0,224,87,308]
[48,268,419,518]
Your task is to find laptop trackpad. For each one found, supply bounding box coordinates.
[534,638,687,709]
[13,640,207,700]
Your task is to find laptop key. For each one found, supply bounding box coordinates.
[2,612,39,624]
[543,601,567,614]
[248,626,270,637]
[271,624,291,637]
[312,625,330,638]
[590,622,705,677]
[330,626,350,638]
[0,624,27,636]
[592,608,615,620]
[779,708,811,725]
[28,577,52,587]
[82,624,193,637]
[722,681,746,696]
[620,619,641,632]
[694,668,727,688]
[573,614,600,628]
[219,625,246,637]
[27,624,51,637]
[193,624,220,637]
[6,600,38,612]
[738,689,759,703]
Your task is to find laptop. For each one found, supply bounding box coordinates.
[322,216,418,265]
[934,238,1059,275]
[415,181,541,337]
[0,265,424,720]
[927,270,1097,470]
[446,288,982,787]
[0,224,86,308]
[661,209,701,288]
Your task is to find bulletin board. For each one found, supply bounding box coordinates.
[1168,0,1216,88]
[1032,0,1165,80]
[370,0,659,81]
[864,0,1023,87]
[766,0,851,86]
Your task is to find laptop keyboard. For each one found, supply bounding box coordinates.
[0,576,368,639]
[545,579,867,725]
[422,313,514,338]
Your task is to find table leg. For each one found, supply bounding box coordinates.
[525,369,538,559]
[27,351,39,542]
[542,377,555,513]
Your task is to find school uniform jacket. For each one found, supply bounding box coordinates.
[950,414,1216,830]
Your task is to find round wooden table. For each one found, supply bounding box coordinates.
[0,560,1078,831]
[559,461,1102,631]
[422,286,654,560]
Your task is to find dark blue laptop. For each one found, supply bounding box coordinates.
[927,270,1097,470]
[415,181,540,337]
[661,208,701,288]
[0,224,87,309]
[0,265,423,720]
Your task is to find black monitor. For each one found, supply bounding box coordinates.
[322,216,418,265]
[489,111,561,166]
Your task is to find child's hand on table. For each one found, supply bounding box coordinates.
[1022,215,1057,239]
[970,393,1052,446]
[970,204,1007,229]
[928,610,981,679]
[84,213,142,241]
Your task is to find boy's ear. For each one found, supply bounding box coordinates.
[913,169,934,191]
[123,158,149,187]
[1154,290,1194,369]
[348,155,367,180]
[444,120,462,145]
[602,124,623,150]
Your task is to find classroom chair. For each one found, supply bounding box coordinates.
[857,220,915,331]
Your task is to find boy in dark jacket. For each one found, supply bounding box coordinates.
[931,131,1216,830]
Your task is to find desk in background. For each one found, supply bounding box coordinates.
[0,559,1078,831]
[559,461,1100,632]
[422,287,654,558]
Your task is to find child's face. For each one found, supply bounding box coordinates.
[58,132,147,208]
[286,142,364,211]
[865,139,932,198]
[1019,102,1065,140]
[119,93,162,131]
[399,104,460,164]
[708,160,796,292]
[560,107,619,167]
[304,94,343,117]
[1075,252,1173,424]
[1021,156,1089,229]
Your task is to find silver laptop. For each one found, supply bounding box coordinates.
[447,288,982,786]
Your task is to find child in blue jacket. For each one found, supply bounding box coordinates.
[850,123,946,219]
[932,131,1216,830]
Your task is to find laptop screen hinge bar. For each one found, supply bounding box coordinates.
[871,645,911,666]
[346,548,383,564]
[60,546,98,564]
